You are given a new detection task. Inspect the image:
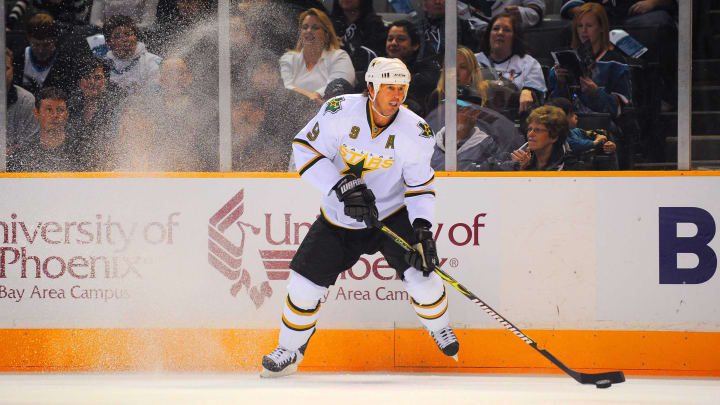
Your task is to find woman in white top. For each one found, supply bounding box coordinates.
[474,12,546,113]
[280,8,355,104]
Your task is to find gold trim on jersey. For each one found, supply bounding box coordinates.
[366,100,398,139]
[405,174,435,188]
[298,154,324,176]
[293,139,321,155]
[404,190,436,198]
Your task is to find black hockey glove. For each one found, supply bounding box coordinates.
[405,219,439,277]
[334,175,378,224]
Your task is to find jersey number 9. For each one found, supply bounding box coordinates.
[307,122,320,141]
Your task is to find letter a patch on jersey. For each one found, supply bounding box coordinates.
[418,122,434,138]
[324,97,345,115]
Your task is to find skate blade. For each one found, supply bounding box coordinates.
[260,362,298,378]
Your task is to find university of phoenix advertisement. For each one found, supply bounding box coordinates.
[0,175,718,332]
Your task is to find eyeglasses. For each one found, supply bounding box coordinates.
[527,126,549,134]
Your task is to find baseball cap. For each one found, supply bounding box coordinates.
[442,85,484,109]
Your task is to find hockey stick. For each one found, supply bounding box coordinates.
[369,218,625,388]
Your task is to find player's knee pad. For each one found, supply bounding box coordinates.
[287,271,327,310]
[402,267,444,304]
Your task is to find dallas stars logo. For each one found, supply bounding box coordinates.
[418,122,434,138]
[341,155,372,178]
[324,97,345,115]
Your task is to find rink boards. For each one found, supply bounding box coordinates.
[0,171,719,375]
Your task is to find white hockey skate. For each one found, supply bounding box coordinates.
[430,326,459,361]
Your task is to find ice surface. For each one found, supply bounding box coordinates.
[1,372,718,405]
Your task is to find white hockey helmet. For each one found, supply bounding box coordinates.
[365,57,411,102]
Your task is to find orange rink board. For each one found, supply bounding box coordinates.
[0,329,718,376]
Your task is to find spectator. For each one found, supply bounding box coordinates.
[546,3,633,167]
[66,55,120,170]
[113,55,218,171]
[560,0,676,26]
[461,0,545,29]
[547,96,618,170]
[561,0,678,109]
[330,0,387,81]
[237,0,329,57]
[279,8,355,104]
[90,0,160,28]
[146,0,216,55]
[509,105,578,171]
[384,19,441,116]
[5,48,40,155]
[414,0,481,64]
[146,0,219,101]
[232,53,316,171]
[230,94,274,171]
[431,85,501,171]
[427,46,484,114]
[7,0,90,31]
[8,87,84,172]
[14,12,93,96]
[425,79,524,163]
[103,15,163,95]
[474,13,546,114]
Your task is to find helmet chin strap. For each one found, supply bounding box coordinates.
[369,83,403,119]
[371,99,394,119]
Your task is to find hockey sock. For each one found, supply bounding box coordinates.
[278,272,326,351]
[403,268,450,332]
[279,294,321,351]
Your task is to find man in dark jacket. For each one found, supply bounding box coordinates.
[5,48,40,155]
[8,87,85,172]
[414,0,481,65]
[330,0,387,84]
[384,19,441,116]
[13,12,92,97]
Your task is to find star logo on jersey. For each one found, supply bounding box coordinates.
[341,155,373,178]
[418,122,434,138]
[324,97,345,115]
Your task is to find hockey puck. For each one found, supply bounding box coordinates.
[595,379,612,389]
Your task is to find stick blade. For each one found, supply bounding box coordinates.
[579,371,625,385]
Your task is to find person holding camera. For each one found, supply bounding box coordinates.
[547,3,631,117]
[546,3,633,168]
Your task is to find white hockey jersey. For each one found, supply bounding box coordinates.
[292,94,436,230]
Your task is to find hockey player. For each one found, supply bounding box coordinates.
[260,57,459,377]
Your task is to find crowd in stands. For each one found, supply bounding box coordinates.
[2,0,678,172]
